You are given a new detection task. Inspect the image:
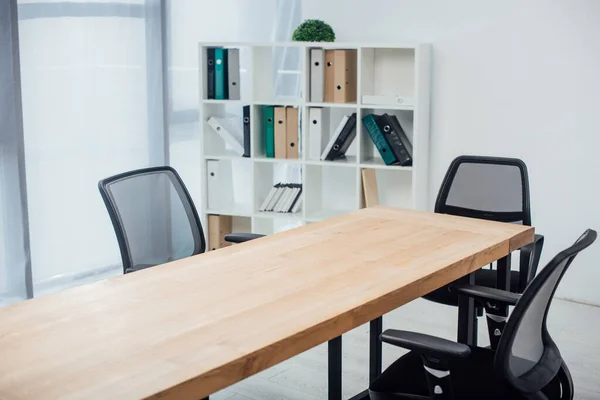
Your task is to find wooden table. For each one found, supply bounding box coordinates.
[0,207,533,400]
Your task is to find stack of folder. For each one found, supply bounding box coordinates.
[262,106,300,159]
[259,183,302,213]
[310,49,357,104]
[206,47,241,100]
[206,105,251,157]
[362,113,413,166]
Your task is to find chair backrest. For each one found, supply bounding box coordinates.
[435,156,531,225]
[495,229,597,394]
[98,166,205,273]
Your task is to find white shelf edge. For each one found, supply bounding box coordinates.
[253,211,304,220]
[253,100,303,107]
[204,154,248,161]
[359,104,415,111]
[206,209,254,218]
[358,163,413,171]
[306,102,358,109]
[202,99,245,105]
[253,157,303,164]
[198,42,421,49]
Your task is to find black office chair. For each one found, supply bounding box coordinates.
[425,155,544,347]
[99,166,262,274]
[369,229,596,400]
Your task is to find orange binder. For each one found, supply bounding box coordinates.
[274,106,287,158]
[324,50,335,103]
[333,49,357,103]
[208,214,232,251]
[286,107,299,159]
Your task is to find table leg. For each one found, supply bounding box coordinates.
[457,271,477,345]
[369,317,383,382]
[493,254,512,344]
[328,336,342,400]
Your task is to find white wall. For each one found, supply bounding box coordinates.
[303,0,600,305]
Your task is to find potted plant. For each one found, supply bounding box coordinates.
[292,19,336,42]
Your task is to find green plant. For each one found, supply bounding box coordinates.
[292,19,335,42]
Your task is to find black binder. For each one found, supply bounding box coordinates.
[207,48,215,99]
[324,113,357,161]
[222,49,229,100]
[389,114,413,159]
[243,105,251,157]
[376,114,412,166]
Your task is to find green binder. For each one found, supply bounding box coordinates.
[214,48,227,100]
[264,106,275,158]
[362,114,398,165]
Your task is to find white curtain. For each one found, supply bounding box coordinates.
[17,0,165,295]
[0,0,32,305]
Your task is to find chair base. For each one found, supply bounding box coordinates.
[369,347,562,400]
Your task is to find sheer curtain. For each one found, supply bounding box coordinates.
[0,0,32,305]
[17,0,165,294]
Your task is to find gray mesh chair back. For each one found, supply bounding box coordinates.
[496,229,597,395]
[435,155,531,225]
[99,166,205,274]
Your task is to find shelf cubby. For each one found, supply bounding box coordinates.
[204,158,253,216]
[202,103,246,157]
[305,165,359,221]
[253,46,303,104]
[304,105,359,164]
[199,45,253,102]
[360,47,415,105]
[254,161,302,216]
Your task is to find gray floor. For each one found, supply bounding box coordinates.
[210,298,600,400]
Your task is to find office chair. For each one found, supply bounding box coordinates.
[424,155,544,348]
[369,229,596,400]
[99,166,262,274]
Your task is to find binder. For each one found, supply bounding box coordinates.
[206,48,215,99]
[206,160,221,209]
[324,50,335,102]
[274,107,287,159]
[207,117,244,156]
[362,114,398,166]
[214,48,228,100]
[227,48,241,100]
[377,114,412,166]
[242,105,251,157]
[361,168,379,208]
[208,215,232,251]
[310,49,324,102]
[286,107,299,159]
[389,114,413,157]
[264,106,275,158]
[323,113,357,161]
[308,108,329,160]
[321,115,349,161]
[333,49,357,103]
[291,195,303,213]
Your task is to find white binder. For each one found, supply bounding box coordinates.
[308,108,329,161]
[310,49,324,103]
[227,48,241,100]
[207,160,220,210]
[321,115,348,161]
[207,117,244,156]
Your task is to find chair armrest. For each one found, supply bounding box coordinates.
[381,329,471,359]
[224,233,265,243]
[452,283,520,306]
[518,233,544,292]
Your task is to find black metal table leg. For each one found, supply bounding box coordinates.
[457,271,477,345]
[328,336,342,400]
[369,317,383,382]
[496,254,511,291]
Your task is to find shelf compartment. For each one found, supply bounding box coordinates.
[360,47,415,103]
[205,158,253,214]
[252,217,304,236]
[253,46,303,104]
[358,107,414,166]
[252,104,302,160]
[305,106,358,162]
[305,164,358,221]
[254,162,303,214]
[202,103,247,157]
[199,45,252,102]
[362,168,413,209]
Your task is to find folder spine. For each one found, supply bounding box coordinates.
[274,107,287,159]
[214,48,228,100]
[324,113,357,161]
[377,114,412,167]
[242,105,251,157]
[264,106,275,158]
[310,49,324,103]
[286,107,299,159]
[362,114,398,166]
[206,48,215,99]
[227,48,241,100]
[324,50,335,103]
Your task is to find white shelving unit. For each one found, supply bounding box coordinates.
[199,42,431,236]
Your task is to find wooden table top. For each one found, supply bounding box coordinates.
[0,207,533,400]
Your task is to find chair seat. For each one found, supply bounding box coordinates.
[423,269,521,307]
[369,346,560,400]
